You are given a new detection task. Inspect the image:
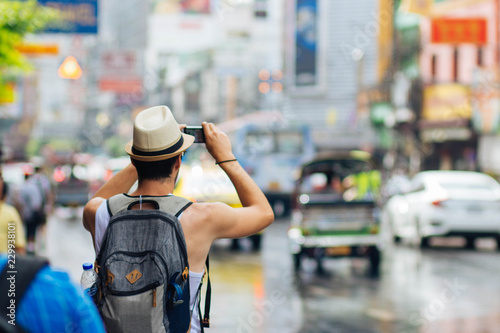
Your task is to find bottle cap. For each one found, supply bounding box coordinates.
[82,262,93,270]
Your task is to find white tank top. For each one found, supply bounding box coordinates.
[94,200,204,333]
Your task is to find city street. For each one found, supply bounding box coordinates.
[41,207,500,333]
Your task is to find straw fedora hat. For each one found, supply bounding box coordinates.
[125,105,194,162]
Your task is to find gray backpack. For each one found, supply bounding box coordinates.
[94,194,194,333]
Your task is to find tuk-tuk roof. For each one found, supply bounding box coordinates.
[299,150,375,178]
[303,150,372,166]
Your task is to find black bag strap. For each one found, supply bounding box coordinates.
[198,255,211,332]
[0,256,49,333]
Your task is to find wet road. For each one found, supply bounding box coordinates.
[42,208,500,332]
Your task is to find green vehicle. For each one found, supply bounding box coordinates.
[288,151,383,275]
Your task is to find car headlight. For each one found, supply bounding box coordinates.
[288,228,305,245]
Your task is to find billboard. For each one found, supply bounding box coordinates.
[38,0,98,34]
[295,0,318,87]
[287,0,326,95]
[431,18,487,45]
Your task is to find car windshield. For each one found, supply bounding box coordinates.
[245,130,303,154]
[438,181,497,191]
[299,159,380,202]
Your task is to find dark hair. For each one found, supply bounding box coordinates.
[132,156,179,182]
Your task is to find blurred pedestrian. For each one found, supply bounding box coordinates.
[0,255,105,332]
[30,165,54,252]
[0,176,25,254]
[19,172,43,255]
[83,105,274,332]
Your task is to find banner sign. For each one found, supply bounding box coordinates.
[38,0,98,34]
[422,84,472,121]
[471,68,500,134]
[431,18,487,45]
[294,0,318,87]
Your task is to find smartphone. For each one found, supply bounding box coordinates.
[183,126,205,143]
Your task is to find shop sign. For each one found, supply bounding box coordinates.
[16,43,59,55]
[98,79,143,93]
[422,84,471,121]
[38,0,98,34]
[471,68,500,134]
[431,18,487,45]
[421,127,472,142]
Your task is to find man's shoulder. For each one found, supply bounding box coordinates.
[181,201,229,223]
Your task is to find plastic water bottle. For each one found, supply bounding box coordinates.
[80,262,98,297]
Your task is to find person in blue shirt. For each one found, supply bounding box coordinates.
[0,256,105,333]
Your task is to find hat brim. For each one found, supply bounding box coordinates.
[125,133,195,162]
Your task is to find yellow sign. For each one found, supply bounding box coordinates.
[16,43,59,55]
[402,0,433,16]
[422,84,471,121]
[58,56,82,80]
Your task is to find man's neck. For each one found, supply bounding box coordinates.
[130,179,176,197]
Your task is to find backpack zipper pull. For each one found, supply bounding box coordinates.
[153,288,157,307]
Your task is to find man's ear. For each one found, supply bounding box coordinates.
[130,158,136,167]
[175,154,182,168]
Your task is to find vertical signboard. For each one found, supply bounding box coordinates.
[288,0,325,95]
[38,0,98,34]
[472,68,500,134]
[295,0,317,87]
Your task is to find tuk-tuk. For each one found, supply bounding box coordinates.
[288,151,383,275]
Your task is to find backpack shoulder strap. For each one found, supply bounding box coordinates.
[198,256,211,332]
[0,256,49,333]
[107,194,192,218]
[156,195,193,217]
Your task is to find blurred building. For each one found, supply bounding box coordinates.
[145,0,284,125]
[282,0,390,151]
[385,0,500,175]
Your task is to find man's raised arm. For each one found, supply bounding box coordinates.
[201,122,274,239]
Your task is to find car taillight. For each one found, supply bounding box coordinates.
[431,199,446,207]
[53,168,65,183]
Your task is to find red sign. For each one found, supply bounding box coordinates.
[98,79,142,93]
[431,18,487,45]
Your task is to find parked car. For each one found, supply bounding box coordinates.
[53,164,90,207]
[288,151,383,275]
[383,170,500,249]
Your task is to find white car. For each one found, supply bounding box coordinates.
[383,170,500,249]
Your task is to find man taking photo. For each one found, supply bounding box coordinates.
[83,105,274,332]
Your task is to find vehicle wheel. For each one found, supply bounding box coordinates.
[368,246,381,276]
[315,257,326,275]
[293,252,302,272]
[495,236,500,251]
[250,234,262,251]
[393,235,402,244]
[465,236,476,250]
[272,199,286,218]
[416,218,429,249]
[230,239,241,251]
[419,236,430,249]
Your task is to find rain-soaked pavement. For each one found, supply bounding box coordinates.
[41,207,500,333]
